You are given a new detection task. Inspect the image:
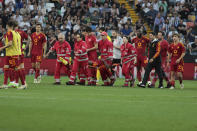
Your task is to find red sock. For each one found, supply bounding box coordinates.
[3,68,9,85]
[171,80,175,87]
[19,70,25,85]
[15,70,19,83]
[9,69,15,82]
[21,68,26,81]
[35,69,40,79]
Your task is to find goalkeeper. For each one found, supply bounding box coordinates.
[45,33,71,84]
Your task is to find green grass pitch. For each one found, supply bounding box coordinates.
[0,75,197,131]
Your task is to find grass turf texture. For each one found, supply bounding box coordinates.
[0,75,197,131]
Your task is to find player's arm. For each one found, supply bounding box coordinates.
[0,33,13,52]
[43,42,47,57]
[0,40,13,51]
[27,40,32,56]
[150,42,161,63]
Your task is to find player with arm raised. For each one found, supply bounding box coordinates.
[28,23,47,83]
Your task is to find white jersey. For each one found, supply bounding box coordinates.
[113,36,123,59]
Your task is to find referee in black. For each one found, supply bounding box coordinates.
[137,32,163,88]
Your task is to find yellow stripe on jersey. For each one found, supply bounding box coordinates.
[5,30,22,56]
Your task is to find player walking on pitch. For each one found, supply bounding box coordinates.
[168,33,185,89]
[28,23,47,83]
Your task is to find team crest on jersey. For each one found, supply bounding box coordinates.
[174,50,177,54]
[138,43,142,47]
[142,40,144,43]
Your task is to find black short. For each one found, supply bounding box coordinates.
[112,59,121,67]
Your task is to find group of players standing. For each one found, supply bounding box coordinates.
[0,20,185,89]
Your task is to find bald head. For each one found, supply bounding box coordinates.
[58,33,65,43]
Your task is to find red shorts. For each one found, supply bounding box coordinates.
[4,56,19,68]
[31,54,42,63]
[19,54,24,64]
[170,62,184,73]
[136,55,147,67]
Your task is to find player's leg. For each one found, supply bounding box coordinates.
[81,61,92,85]
[0,64,10,89]
[66,59,78,85]
[35,55,42,83]
[177,64,184,89]
[54,61,61,84]
[155,63,163,88]
[122,63,130,87]
[169,64,176,89]
[138,62,153,88]
[104,61,115,86]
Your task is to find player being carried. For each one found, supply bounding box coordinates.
[45,33,71,85]
[28,23,47,83]
[168,33,185,89]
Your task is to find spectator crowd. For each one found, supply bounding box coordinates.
[0,0,197,55]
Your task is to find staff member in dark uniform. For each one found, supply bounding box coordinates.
[137,32,163,88]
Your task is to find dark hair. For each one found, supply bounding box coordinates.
[86,26,92,32]
[36,23,42,27]
[158,31,165,36]
[149,32,156,36]
[7,20,15,27]
[13,21,18,28]
[123,35,131,42]
[99,27,105,31]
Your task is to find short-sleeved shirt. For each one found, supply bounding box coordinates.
[31,32,46,55]
[168,43,185,64]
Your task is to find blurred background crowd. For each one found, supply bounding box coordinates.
[0,0,197,56]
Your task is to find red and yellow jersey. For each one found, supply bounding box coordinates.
[131,36,150,55]
[168,43,185,64]
[4,30,21,56]
[31,32,46,55]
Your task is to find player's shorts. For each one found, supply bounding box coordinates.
[31,54,42,63]
[4,56,19,68]
[136,55,147,67]
[170,62,184,73]
[19,54,24,64]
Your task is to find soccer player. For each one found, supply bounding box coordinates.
[131,30,150,84]
[28,23,47,83]
[168,33,185,89]
[97,32,115,86]
[151,31,171,88]
[13,22,30,87]
[120,36,137,87]
[45,33,71,85]
[85,26,98,86]
[137,32,163,88]
[0,20,26,89]
[66,33,91,85]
